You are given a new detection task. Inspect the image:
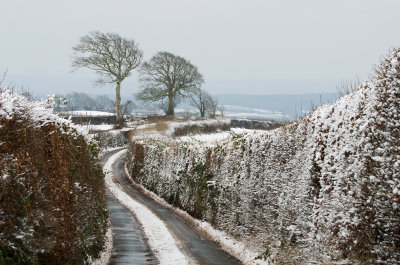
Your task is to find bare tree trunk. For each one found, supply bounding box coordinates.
[200,103,205,117]
[115,81,123,127]
[167,95,174,116]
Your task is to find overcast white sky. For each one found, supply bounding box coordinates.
[1,0,400,97]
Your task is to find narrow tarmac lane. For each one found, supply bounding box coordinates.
[101,149,156,265]
[112,151,242,265]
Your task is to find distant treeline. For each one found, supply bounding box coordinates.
[54,92,134,114]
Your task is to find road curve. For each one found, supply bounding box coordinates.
[111,150,242,265]
[101,148,156,265]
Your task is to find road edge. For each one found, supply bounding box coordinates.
[90,222,113,265]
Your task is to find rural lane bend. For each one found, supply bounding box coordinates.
[102,148,156,265]
[102,148,242,265]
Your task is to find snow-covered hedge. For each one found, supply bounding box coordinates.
[308,48,400,263]
[127,48,400,264]
[0,89,108,264]
[94,130,128,149]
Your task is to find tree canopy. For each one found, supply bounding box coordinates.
[136,51,203,115]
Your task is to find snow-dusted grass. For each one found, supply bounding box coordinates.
[179,131,230,145]
[132,118,230,138]
[178,129,258,146]
[104,149,191,265]
[164,118,230,136]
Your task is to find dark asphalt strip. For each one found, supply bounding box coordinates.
[106,195,156,265]
[112,152,242,265]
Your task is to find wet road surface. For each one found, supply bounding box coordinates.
[107,195,156,265]
[102,149,156,265]
[112,150,242,265]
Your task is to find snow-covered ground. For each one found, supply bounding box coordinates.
[179,132,230,144]
[133,118,230,139]
[179,128,254,146]
[84,124,115,131]
[60,110,115,117]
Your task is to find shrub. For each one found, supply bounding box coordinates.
[93,130,128,149]
[172,121,230,137]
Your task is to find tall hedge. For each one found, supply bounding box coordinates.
[0,90,108,264]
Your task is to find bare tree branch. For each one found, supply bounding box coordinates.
[0,69,8,91]
[336,77,360,98]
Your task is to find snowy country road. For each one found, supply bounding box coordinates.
[102,148,242,265]
[101,148,156,265]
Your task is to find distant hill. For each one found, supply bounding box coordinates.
[214,93,338,120]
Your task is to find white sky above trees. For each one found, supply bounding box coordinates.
[1,0,400,96]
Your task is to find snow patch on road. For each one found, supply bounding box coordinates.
[104,149,191,265]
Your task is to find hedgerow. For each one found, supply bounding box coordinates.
[126,48,400,264]
[0,90,108,264]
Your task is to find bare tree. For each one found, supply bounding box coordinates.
[136,51,203,116]
[0,69,7,90]
[336,77,360,98]
[71,31,143,127]
[121,99,135,115]
[217,104,224,118]
[66,92,96,110]
[95,95,114,112]
[207,96,218,118]
[189,88,216,117]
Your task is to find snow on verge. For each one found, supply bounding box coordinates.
[89,223,113,265]
[103,149,191,265]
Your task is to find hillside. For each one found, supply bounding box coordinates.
[0,90,108,264]
[126,48,400,264]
